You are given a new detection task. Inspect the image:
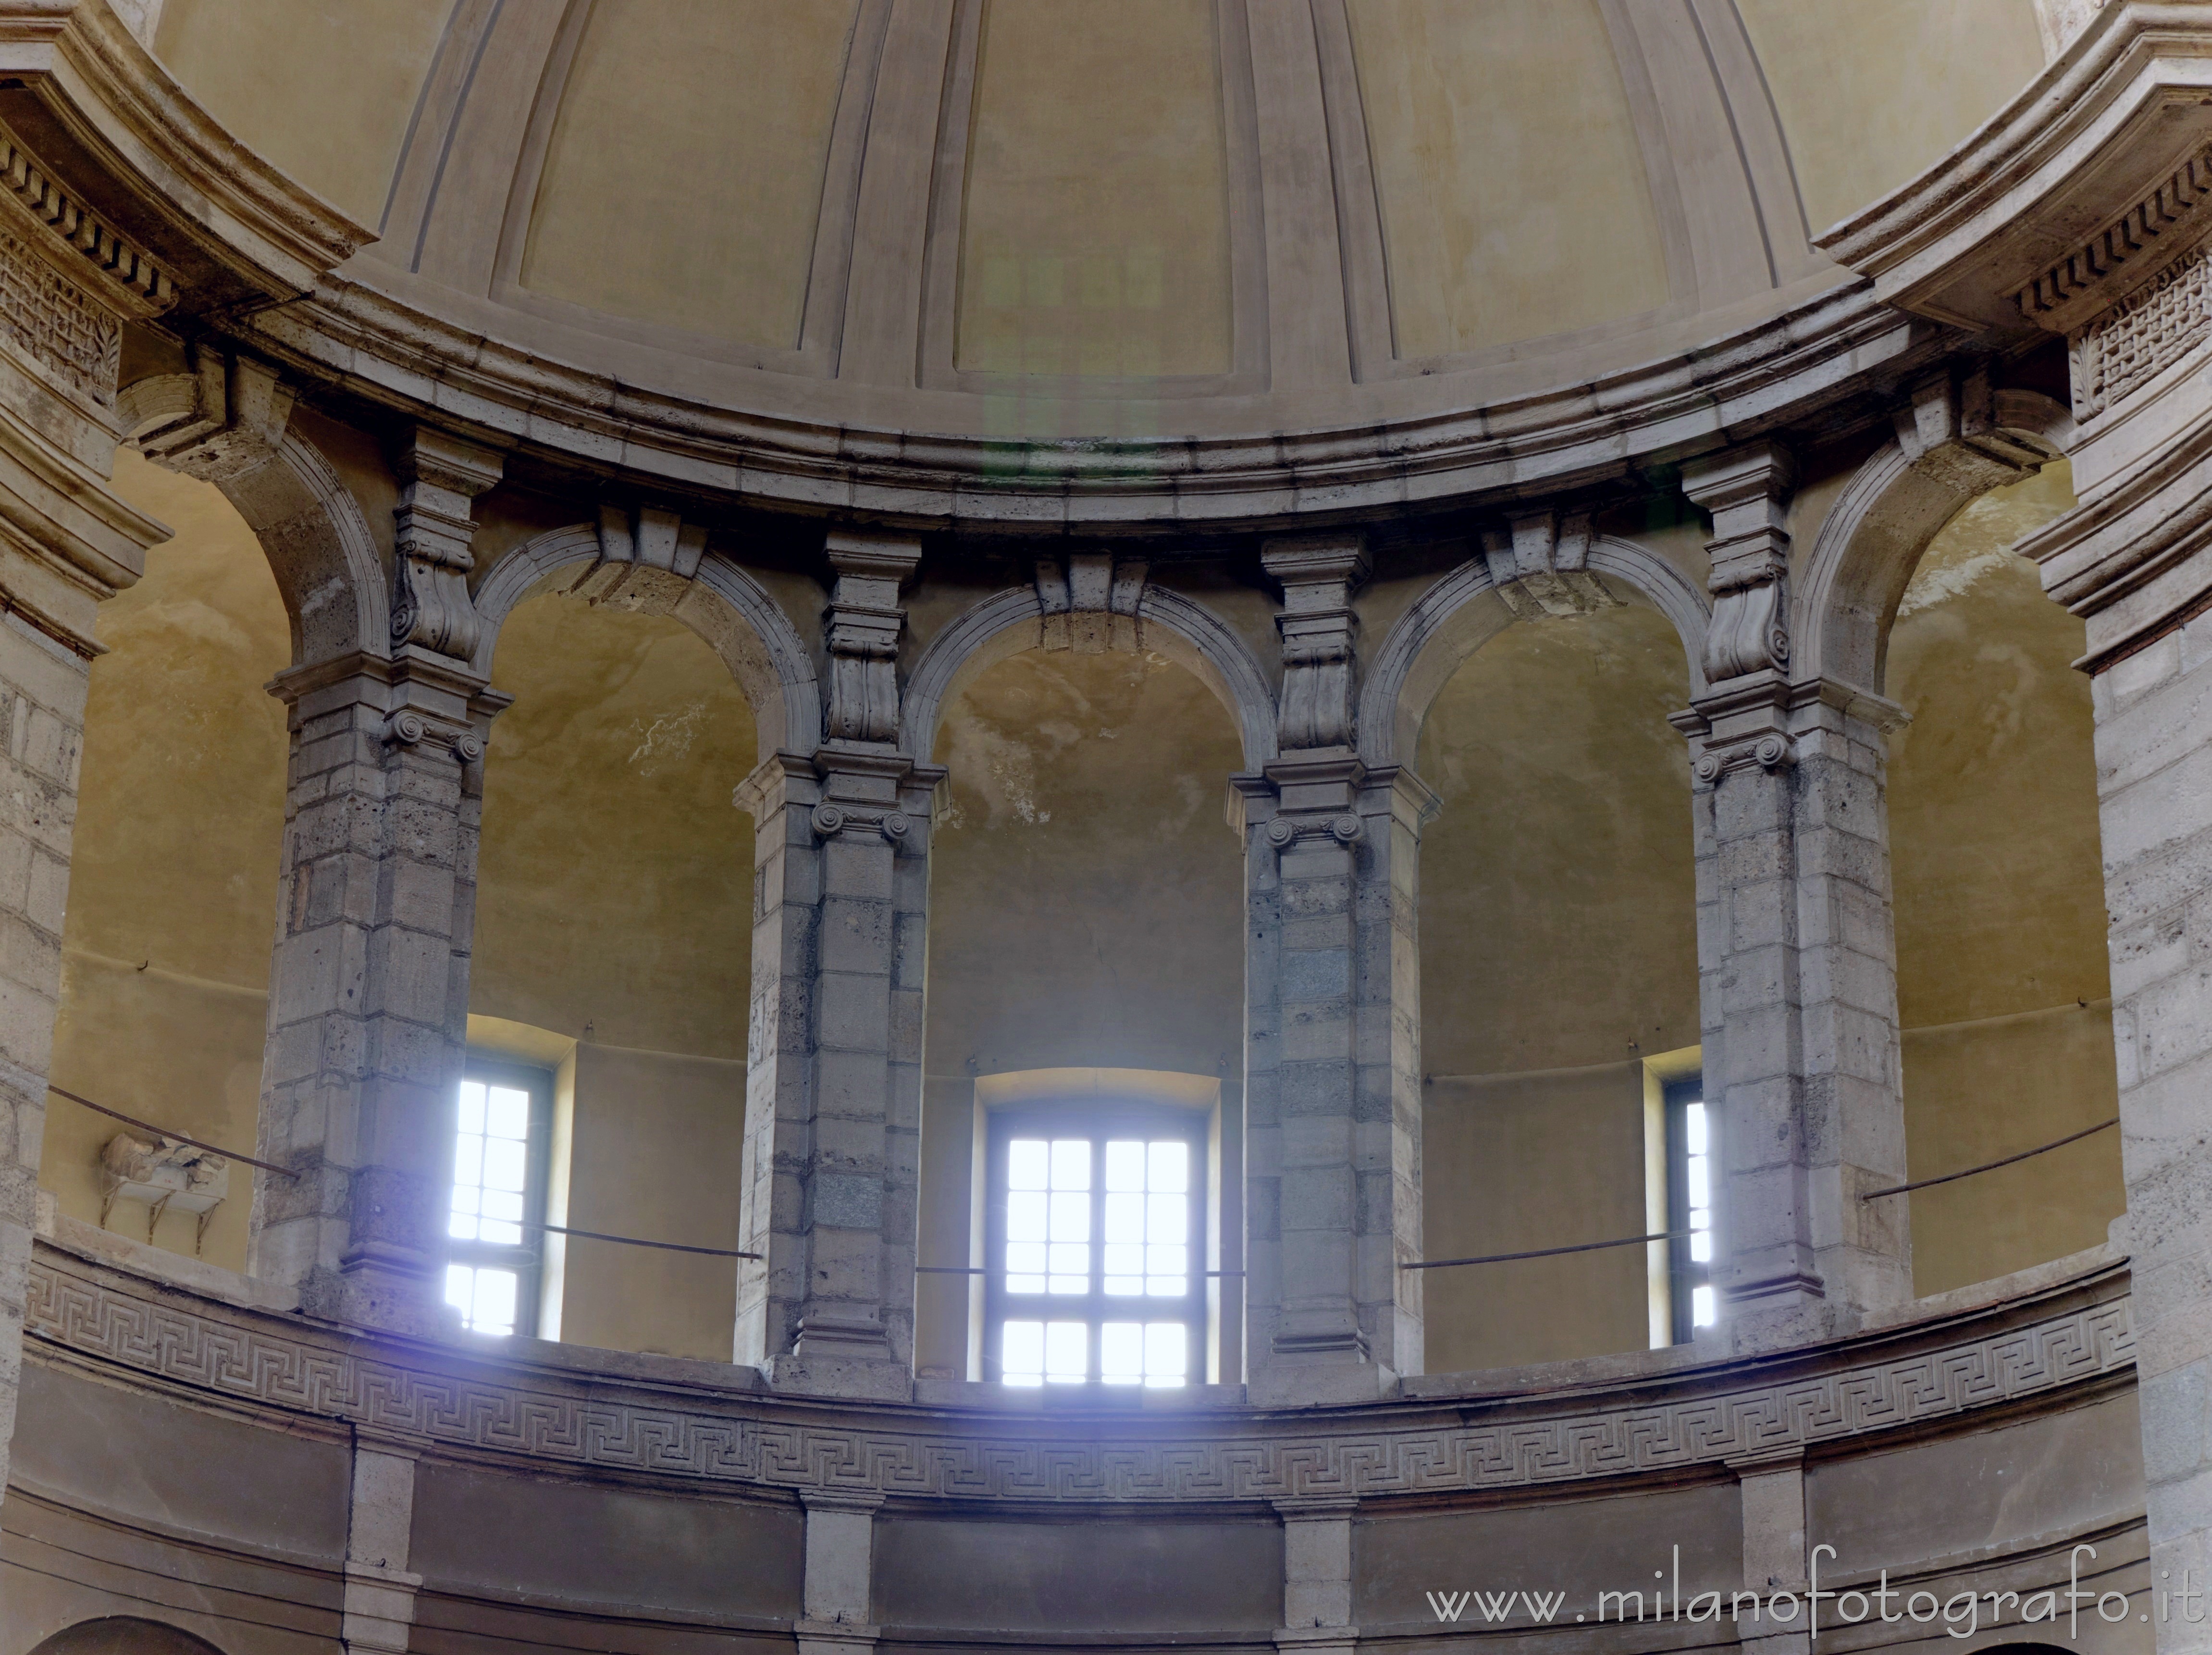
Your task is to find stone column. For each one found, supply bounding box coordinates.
[1242,536,1434,1405]
[0,163,172,1497]
[734,531,940,1399]
[2022,357,2212,1655]
[797,1489,883,1655]
[1672,444,1912,1347]
[1731,1447,1808,1655]
[1274,1496,1359,1655]
[249,430,508,1335]
[342,1442,423,1655]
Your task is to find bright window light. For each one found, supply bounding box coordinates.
[1692,1284,1717,1327]
[1044,1320,1087,1383]
[1101,1321,1188,1386]
[445,1262,518,1336]
[451,1080,531,1246]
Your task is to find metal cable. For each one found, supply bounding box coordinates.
[47,1084,298,1179]
[1858,1116,2119,1201]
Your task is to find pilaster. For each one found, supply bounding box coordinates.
[0,116,171,1503]
[342,1442,423,1655]
[735,530,938,1399]
[1676,446,1911,1345]
[1274,1496,1359,1655]
[798,1488,884,1655]
[250,426,506,1335]
[1244,536,1433,1405]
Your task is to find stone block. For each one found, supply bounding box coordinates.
[816,970,891,1053]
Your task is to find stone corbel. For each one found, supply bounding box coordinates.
[1035,549,1147,652]
[131,345,294,483]
[392,428,501,663]
[1480,509,1614,619]
[1262,534,1369,753]
[569,502,710,607]
[824,529,921,745]
[1891,366,2055,492]
[1684,443,1795,689]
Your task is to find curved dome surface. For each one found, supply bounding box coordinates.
[148,0,2050,445]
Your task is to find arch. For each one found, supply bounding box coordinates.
[28,1618,227,1655]
[899,584,1277,771]
[116,378,390,672]
[1796,388,2074,694]
[1359,536,1711,766]
[470,524,822,757]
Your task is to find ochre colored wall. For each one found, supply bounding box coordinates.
[475,593,757,1361]
[45,449,289,1271]
[1416,600,1698,1373]
[915,647,1247,1377]
[1737,0,2046,234]
[154,0,450,227]
[1347,0,1668,356]
[955,0,1233,383]
[1886,463,2125,1296]
[522,0,857,348]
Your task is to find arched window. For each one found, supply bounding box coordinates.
[28,1618,227,1655]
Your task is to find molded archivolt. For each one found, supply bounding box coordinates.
[471,525,822,757]
[1359,536,1710,766]
[900,583,1276,771]
[1794,390,2077,695]
[114,379,388,673]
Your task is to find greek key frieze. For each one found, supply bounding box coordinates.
[23,1255,2131,1503]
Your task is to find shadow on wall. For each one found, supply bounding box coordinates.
[473,590,757,1362]
[43,448,290,1274]
[28,1619,227,1655]
[1415,595,1698,1374]
[1886,461,2125,1296]
[916,646,1246,1379]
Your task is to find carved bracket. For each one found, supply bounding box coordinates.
[1035,550,1147,653]
[1480,509,1616,619]
[1892,367,2053,491]
[824,530,921,746]
[134,346,295,482]
[392,428,502,662]
[570,502,710,606]
[1683,444,1794,686]
[1263,534,1369,753]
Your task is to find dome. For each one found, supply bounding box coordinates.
[148,0,2048,452]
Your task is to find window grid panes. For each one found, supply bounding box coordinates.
[1667,1079,1716,1343]
[989,1114,1204,1387]
[445,1064,547,1338]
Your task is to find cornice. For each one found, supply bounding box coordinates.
[0,0,369,306]
[1817,2,2212,333]
[238,269,1936,531]
[24,1239,2132,1507]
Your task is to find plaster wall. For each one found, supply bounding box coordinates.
[1885,463,2125,1297]
[153,0,449,228]
[1415,602,1699,1373]
[954,0,1235,383]
[475,593,757,1360]
[1346,0,1669,357]
[916,646,1246,1378]
[1735,0,2048,235]
[43,451,289,1273]
[521,0,858,349]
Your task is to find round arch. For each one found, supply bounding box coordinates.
[470,523,823,759]
[28,1618,227,1655]
[1795,387,2076,694]
[899,584,1277,772]
[1358,535,1711,767]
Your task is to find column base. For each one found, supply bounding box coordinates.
[770,1316,914,1400]
[1276,1626,1360,1655]
[1248,1356,1398,1408]
[798,1620,881,1655]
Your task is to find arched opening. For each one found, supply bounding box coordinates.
[472,589,757,1359]
[42,447,290,1270]
[28,1618,227,1655]
[1416,593,1699,1372]
[1884,462,2125,1295]
[916,644,1247,1382]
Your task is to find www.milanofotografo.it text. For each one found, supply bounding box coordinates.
[1425,1547,2189,1640]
